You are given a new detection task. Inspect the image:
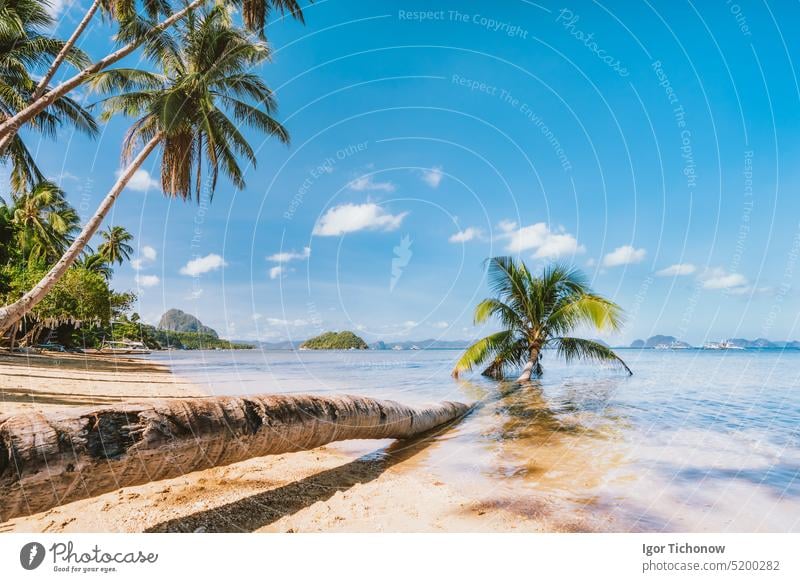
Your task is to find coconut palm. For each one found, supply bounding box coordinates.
[0,0,305,146]
[0,7,289,333]
[11,181,80,263]
[452,257,632,381]
[97,225,133,265]
[77,253,114,280]
[0,0,97,190]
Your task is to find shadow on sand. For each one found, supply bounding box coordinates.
[146,415,469,532]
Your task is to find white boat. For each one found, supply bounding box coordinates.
[99,340,151,355]
[703,341,744,350]
[719,340,744,350]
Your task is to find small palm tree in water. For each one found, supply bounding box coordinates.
[453,257,632,381]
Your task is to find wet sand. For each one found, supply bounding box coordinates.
[0,352,608,533]
[0,351,202,417]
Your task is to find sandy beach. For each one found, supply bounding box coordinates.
[0,352,605,533]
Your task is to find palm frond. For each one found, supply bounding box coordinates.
[451,330,514,378]
[552,336,632,375]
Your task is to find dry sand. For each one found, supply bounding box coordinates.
[0,351,608,533]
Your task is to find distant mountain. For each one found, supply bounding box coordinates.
[370,338,472,350]
[629,335,691,348]
[301,331,368,350]
[158,308,218,338]
[725,337,776,348]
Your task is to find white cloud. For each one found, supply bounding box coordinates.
[269,266,285,280]
[347,175,395,192]
[45,0,73,17]
[135,274,160,288]
[179,253,227,276]
[421,167,443,188]
[267,247,310,263]
[699,267,748,290]
[118,168,159,192]
[131,245,157,271]
[403,320,418,328]
[656,263,696,277]
[142,245,157,260]
[449,227,482,243]
[497,220,517,233]
[503,222,585,259]
[313,203,407,236]
[602,245,647,267]
[432,321,449,329]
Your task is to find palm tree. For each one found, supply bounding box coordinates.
[0,0,97,190]
[98,225,134,264]
[0,0,305,145]
[452,257,632,381]
[0,7,289,333]
[77,253,114,280]
[1,393,470,520]
[11,181,80,263]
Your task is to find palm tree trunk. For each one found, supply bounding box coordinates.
[0,0,205,143]
[0,393,472,521]
[34,0,102,101]
[0,134,162,334]
[516,347,542,382]
[0,1,104,157]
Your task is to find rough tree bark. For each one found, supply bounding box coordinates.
[516,346,543,382]
[0,393,471,521]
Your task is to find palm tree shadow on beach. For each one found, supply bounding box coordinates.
[145,416,469,533]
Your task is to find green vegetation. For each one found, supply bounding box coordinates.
[453,257,632,381]
[301,331,369,350]
[0,1,305,334]
[90,314,253,350]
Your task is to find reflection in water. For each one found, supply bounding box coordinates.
[154,349,800,532]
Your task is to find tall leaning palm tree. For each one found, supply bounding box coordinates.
[0,7,289,333]
[0,0,305,147]
[0,0,97,191]
[453,257,632,381]
[98,225,134,265]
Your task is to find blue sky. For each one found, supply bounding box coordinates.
[18,0,800,344]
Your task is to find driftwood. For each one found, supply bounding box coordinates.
[0,393,471,521]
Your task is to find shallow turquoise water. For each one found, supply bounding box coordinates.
[152,348,800,532]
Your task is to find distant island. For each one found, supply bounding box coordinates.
[158,308,219,337]
[629,335,692,349]
[300,331,368,350]
[370,339,471,350]
[112,309,254,351]
[627,335,800,349]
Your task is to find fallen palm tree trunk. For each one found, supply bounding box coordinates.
[0,393,471,521]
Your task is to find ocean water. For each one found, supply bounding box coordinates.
[151,348,800,532]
